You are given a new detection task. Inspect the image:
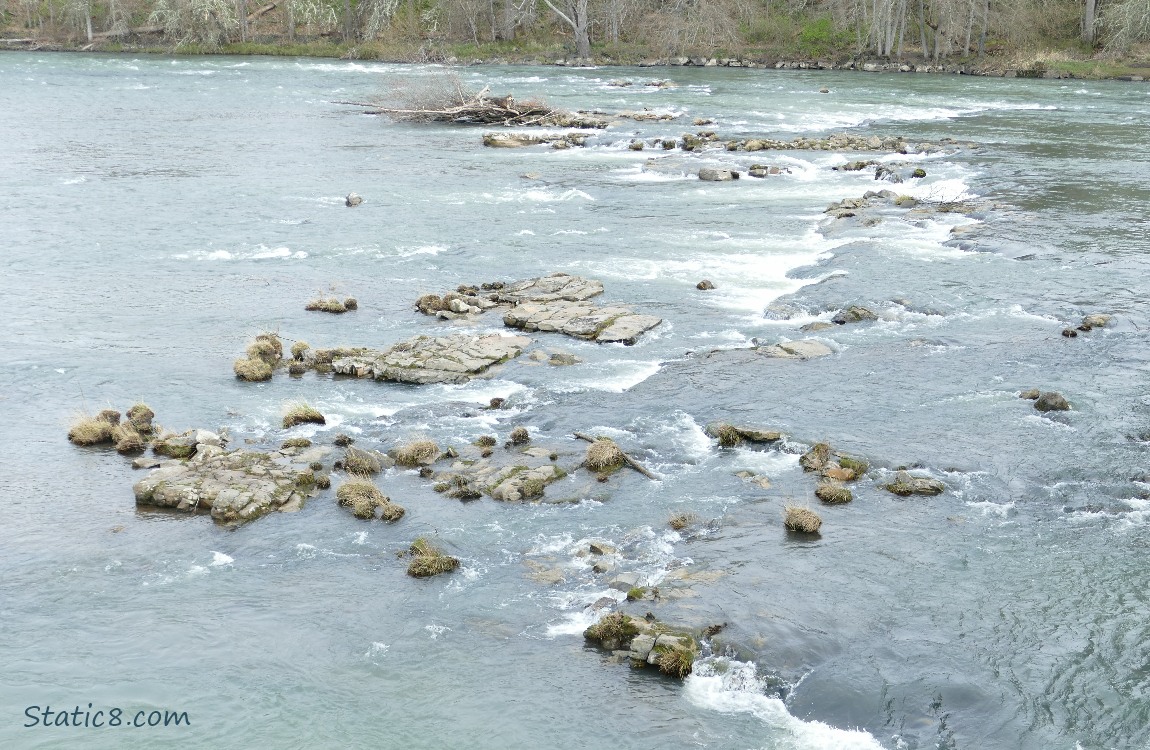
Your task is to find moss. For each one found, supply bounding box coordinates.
[715,423,742,448]
[510,426,530,445]
[626,586,646,601]
[584,612,639,645]
[68,414,115,446]
[290,341,310,360]
[306,297,347,314]
[395,439,440,466]
[669,511,697,530]
[406,537,460,578]
[343,297,358,310]
[912,168,927,178]
[283,402,326,429]
[784,505,822,533]
[838,456,869,476]
[655,644,696,679]
[474,435,497,447]
[585,438,625,471]
[281,437,312,449]
[234,357,273,382]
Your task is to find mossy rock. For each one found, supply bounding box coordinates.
[815,481,853,504]
[68,415,115,446]
[283,403,325,429]
[281,437,312,449]
[234,357,273,382]
[394,440,440,467]
[800,443,831,472]
[584,613,640,649]
[406,537,459,578]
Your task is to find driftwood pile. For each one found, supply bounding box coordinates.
[338,78,607,128]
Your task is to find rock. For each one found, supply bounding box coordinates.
[589,542,617,556]
[800,321,836,332]
[1062,328,1078,338]
[705,423,783,443]
[609,572,641,591]
[696,279,716,290]
[884,470,945,496]
[832,305,878,324]
[1034,391,1071,412]
[820,88,830,93]
[504,302,660,345]
[1082,314,1111,328]
[132,456,163,470]
[153,432,198,460]
[698,168,740,181]
[784,506,822,533]
[912,168,927,178]
[756,340,834,360]
[1019,389,1041,400]
[329,333,530,385]
[134,447,322,524]
[193,429,223,447]
[345,192,363,207]
[800,443,831,472]
[548,353,581,366]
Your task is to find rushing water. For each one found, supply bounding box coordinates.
[2,52,1149,749]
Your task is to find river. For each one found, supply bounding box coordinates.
[1,52,1148,749]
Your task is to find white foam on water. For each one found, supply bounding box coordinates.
[186,565,208,577]
[965,500,1015,518]
[546,607,607,638]
[396,244,447,257]
[353,531,368,545]
[425,624,452,640]
[175,246,306,261]
[517,229,536,236]
[209,551,234,567]
[365,642,389,658]
[61,176,86,185]
[295,543,317,559]
[551,359,662,393]
[685,658,884,750]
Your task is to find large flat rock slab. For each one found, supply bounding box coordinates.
[331,333,530,385]
[416,273,661,345]
[755,339,834,360]
[134,446,327,525]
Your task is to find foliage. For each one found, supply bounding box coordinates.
[149,0,239,49]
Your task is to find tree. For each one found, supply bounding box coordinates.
[541,0,590,58]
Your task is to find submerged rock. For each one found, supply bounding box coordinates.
[1082,313,1112,328]
[133,445,328,524]
[832,305,879,324]
[756,339,833,360]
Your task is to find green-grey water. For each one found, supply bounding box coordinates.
[2,53,1148,749]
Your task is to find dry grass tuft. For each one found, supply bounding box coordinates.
[281,437,312,449]
[584,612,638,645]
[784,505,822,533]
[112,424,146,453]
[585,438,625,471]
[378,501,406,523]
[669,511,698,530]
[290,341,311,360]
[337,478,385,520]
[126,403,155,433]
[68,414,115,446]
[343,297,358,310]
[406,537,460,577]
[343,446,382,475]
[815,481,853,505]
[416,293,444,314]
[282,402,326,429]
[395,439,440,466]
[655,645,696,679]
[715,423,742,448]
[509,426,530,445]
[234,357,273,382]
[474,435,497,447]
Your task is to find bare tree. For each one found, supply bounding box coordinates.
[541,0,591,58]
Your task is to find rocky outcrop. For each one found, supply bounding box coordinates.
[432,440,579,502]
[329,333,530,385]
[482,132,590,148]
[583,613,698,679]
[704,422,784,445]
[698,167,739,181]
[832,305,879,325]
[416,274,662,346]
[134,444,329,524]
[884,470,946,496]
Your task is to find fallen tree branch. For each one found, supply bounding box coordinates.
[574,432,658,480]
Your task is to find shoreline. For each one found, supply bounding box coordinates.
[2,37,1148,82]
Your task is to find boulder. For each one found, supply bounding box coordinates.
[832,305,879,324]
[1082,314,1111,328]
[345,192,363,207]
[1019,388,1041,400]
[696,279,716,290]
[816,480,853,504]
[698,168,739,181]
[1034,392,1070,412]
[884,470,945,496]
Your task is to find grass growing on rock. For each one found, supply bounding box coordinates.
[406,537,459,578]
[112,424,146,453]
[509,426,530,445]
[68,414,115,446]
[336,478,385,519]
[816,481,853,504]
[715,423,743,448]
[290,341,311,360]
[655,644,696,679]
[669,511,698,530]
[585,438,625,471]
[584,612,639,645]
[281,437,312,449]
[395,439,440,466]
[784,505,822,533]
[306,297,349,314]
[343,446,382,475]
[283,402,326,429]
[837,456,869,477]
[234,357,273,382]
[474,435,497,447]
[126,403,155,432]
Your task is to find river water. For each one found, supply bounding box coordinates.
[2,52,1148,749]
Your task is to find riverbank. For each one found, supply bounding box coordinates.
[3,34,1150,81]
